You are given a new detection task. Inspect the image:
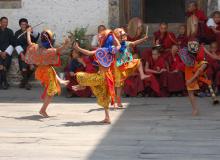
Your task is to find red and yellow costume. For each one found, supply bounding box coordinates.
[181,44,211,91]
[26,43,61,99]
[75,30,116,109]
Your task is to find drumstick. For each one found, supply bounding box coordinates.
[145,25,149,36]
[17,22,44,39]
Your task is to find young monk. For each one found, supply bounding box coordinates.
[206,42,220,93]
[180,41,220,116]
[65,49,93,98]
[177,25,188,48]
[144,49,168,97]
[26,27,69,117]
[113,28,150,108]
[166,45,185,95]
[72,29,121,124]
[153,23,177,58]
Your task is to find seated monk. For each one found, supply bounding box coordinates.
[123,54,145,97]
[206,42,220,93]
[144,49,169,97]
[153,22,177,59]
[65,49,93,98]
[166,45,185,95]
[177,25,188,48]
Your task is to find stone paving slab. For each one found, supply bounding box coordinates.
[1,88,220,160]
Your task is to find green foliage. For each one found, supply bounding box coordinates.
[67,26,90,49]
[55,26,90,73]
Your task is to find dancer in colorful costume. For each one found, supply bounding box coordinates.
[25,27,69,117]
[113,28,150,108]
[178,41,219,116]
[72,29,121,124]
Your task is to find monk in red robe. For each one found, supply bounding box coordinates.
[65,49,94,97]
[206,42,220,93]
[123,53,145,97]
[177,25,188,48]
[166,45,185,95]
[153,23,177,59]
[144,49,169,97]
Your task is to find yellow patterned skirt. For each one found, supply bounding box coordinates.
[76,72,110,109]
[114,59,140,87]
[35,66,61,99]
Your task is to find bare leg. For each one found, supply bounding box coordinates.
[56,74,70,86]
[72,85,86,91]
[39,95,53,118]
[188,90,199,116]
[138,61,151,80]
[101,108,111,124]
[116,87,123,108]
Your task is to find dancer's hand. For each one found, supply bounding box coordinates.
[73,42,80,50]
[26,27,32,33]
[143,35,148,40]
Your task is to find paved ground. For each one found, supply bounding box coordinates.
[1,87,220,160]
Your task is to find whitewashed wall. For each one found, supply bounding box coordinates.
[0,0,109,42]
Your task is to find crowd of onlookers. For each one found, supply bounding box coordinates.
[0,17,39,90]
[1,1,220,98]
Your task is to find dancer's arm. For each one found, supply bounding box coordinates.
[56,38,70,54]
[73,43,95,56]
[130,35,148,47]
[27,27,33,46]
[113,34,121,50]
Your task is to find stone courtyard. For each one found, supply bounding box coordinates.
[1,87,220,160]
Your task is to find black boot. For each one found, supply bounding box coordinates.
[2,70,9,90]
[25,70,33,90]
[19,71,27,88]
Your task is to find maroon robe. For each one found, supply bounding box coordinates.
[66,57,96,97]
[177,34,188,48]
[123,71,144,97]
[144,56,169,97]
[153,31,177,58]
[206,52,220,87]
[166,53,185,92]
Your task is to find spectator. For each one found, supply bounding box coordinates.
[177,25,188,48]
[153,22,177,59]
[15,18,40,90]
[65,49,93,97]
[165,45,185,95]
[144,49,168,97]
[0,17,14,89]
[91,25,106,49]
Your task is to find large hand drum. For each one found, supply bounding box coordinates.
[127,17,144,40]
[25,44,60,65]
[178,47,195,67]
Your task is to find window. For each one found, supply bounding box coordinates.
[0,0,21,9]
[143,0,185,23]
